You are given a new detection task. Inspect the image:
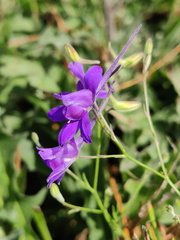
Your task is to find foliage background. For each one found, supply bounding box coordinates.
[0,0,180,239]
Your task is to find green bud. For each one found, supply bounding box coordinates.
[68,209,80,215]
[65,43,100,64]
[31,132,41,147]
[145,38,153,55]
[143,55,152,73]
[109,42,144,68]
[120,52,144,68]
[166,205,174,214]
[50,183,65,203]
[110,95,141,112]
[166,205,180,223]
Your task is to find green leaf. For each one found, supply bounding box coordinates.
[19,138,36,171]
[10,14,40,32]
[20,187,47,219]
[0,77,27,104]
[1,55,60,92]
[2,115,23,133]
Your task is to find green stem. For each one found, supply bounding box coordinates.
[67,169,120,238]
[67,169,91,191]
[62,201,102,214]
[93,122,101,190]
[96,113,166,180]
[115,139,166,180]
[33,207,52,240]
[143,72,180,196]
[79,154,125,159]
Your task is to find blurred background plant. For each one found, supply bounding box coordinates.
[0,0,180,239]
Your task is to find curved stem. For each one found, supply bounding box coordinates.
[114,137,166,180]
[96,112,166,180]
[143,72,180,196]
[67,170,121,238]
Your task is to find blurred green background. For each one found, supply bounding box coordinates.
[0,0,180,239]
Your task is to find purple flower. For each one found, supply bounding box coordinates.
[48,63,106,145]
[37,25,142,187]
[37,137,83,188]
[48,89,93,145]
[68,62,107,98]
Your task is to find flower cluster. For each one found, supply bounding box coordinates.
[37,25,141,187]
[37,62,108,187]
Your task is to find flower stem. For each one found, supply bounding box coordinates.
[114,135,166,180]
[95,112,166,180]
[78,154,125,159]
[67,170,121,238]
[62,201,102,214]
[143,72,180,196]
[93,122,101,190]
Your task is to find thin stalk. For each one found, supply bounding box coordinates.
[90,188,121,239]
[143,72,180,196]
[78,154,125,159]
[61,201,102,214]
[67,170,112,221]
[95,111,166,180]
[66,169,91,191]
[67,169,121,239]
[93,122,101,190]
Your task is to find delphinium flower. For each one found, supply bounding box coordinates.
[48,64,106,146]
[37,137,83,188]
[37,25,142,187]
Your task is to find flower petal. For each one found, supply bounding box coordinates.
[68,62,84,82]
[62,139,79,157]
[64,105,86,120]
[47,159,73,188]
[37,146,63,168]
[37,139,81,187]
[84,66,103,95]
[58,121,79,146]
[48,106,67,122]
[97,89,107,99]
[61,89,93,108]
[76,80,84,91]
[54,92,69,101]
[80,112,92,143]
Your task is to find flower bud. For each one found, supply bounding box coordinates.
[31,132,41,147]
[143,38,153,73]
[143,55,152,73]
[110,95,141,112]
[166,205,175,214]
[166,205,180,223]
[120,52,144,68]
[50,183,65,203]
[145,38,153,55]
[108,43,143,68]
[65,43,100,64]
[68,209,80,215]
